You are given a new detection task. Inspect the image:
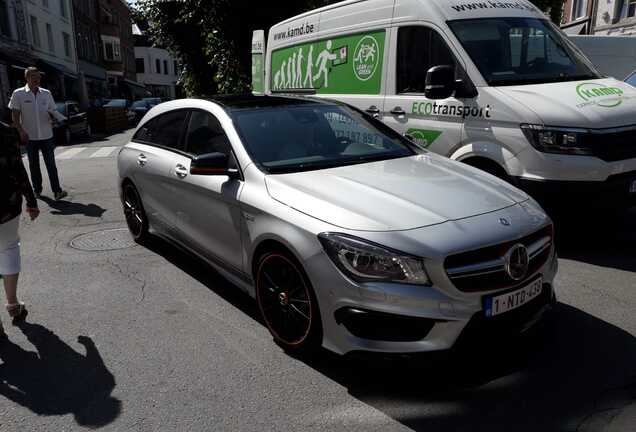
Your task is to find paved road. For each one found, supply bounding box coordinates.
[1,130,634,431]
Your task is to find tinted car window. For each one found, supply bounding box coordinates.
[133,110,188,150]
[103,99,128,108]
[232,104,415,173]
[184,111,232,156]
[397,26,458,94]
[626,72,636,87]
[68,104,80,115]
[55,102,66,115]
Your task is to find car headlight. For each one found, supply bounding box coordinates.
[521,124,592,155]
[318,233,430,285]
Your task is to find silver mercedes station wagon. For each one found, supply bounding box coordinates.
[117,95,558,355]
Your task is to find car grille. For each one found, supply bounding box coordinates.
[444,225,553,293]
[587,125,636,162]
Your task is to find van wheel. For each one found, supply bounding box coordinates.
[255,250,322,353]
[463,158,510,182]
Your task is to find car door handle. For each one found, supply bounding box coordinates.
[174,164,188,178]
[365,105,381,118]
[390,106,406,116]
[137,154,148,166]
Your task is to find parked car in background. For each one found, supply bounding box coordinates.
[130,100,154,125]
[626,70,636,88]
[53,101,91,145]
[142,97,162,107]
[103,99,136,124]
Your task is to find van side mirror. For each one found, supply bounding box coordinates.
[190,152,240,179]
[425,65,455,100]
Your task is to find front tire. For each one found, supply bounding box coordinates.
[122,183,149,243]
[255,251,322,353]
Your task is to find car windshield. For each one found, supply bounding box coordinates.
[104,99,127,108]
[448,18,600,86]
[55,102,66,113]
[231,104,417,174]
[626,72,636,87]
[131,100,147,108]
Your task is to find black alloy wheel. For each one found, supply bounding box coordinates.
[122,183,149,242]
[256,252,321,352]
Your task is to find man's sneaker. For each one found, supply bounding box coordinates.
[54,190,68,201]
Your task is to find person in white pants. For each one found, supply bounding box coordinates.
[1,121,39,339]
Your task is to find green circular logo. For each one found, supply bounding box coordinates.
[353,36,380,82]
[576,82,624,108]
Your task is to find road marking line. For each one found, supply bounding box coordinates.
[89,146,119,158]
[56,147,87,159]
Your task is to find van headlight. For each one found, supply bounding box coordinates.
[521,124,593,155]
[318,233,430,285]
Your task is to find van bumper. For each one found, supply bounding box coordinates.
[513,171,636,209]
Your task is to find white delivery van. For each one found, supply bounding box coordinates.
[252,0,636,209]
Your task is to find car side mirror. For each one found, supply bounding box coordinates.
[190,152,240,179]
[425,65,455,100]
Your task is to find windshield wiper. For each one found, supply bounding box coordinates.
[266,153,408,174]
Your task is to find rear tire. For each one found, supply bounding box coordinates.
[255,250,322,353]
[122,183,149,243]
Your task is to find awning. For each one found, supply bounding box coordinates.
[37,59,78,79]
[562,21,588,35]
[124,79,146,89]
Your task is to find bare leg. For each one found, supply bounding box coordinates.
[3,274,19,305]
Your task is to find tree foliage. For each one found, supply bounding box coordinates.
[133,0,562,96]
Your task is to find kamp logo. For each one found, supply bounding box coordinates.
[353,36,380,81]
[576,82,624,108]
[406,128,442,148]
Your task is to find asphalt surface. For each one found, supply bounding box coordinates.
[0,129,634,432]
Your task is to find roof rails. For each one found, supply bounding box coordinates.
[270,88,317,95]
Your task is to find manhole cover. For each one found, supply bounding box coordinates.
[70,228,137,251]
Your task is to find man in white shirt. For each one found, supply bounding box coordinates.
[8,67,68,201]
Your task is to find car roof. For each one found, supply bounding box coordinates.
[201,94,336,111]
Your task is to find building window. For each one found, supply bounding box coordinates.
[42,0,49,8]
[30,15,41,47]
[60,0,68,18]
[173,60,178,75]
[0,0,10,37]
[572,0,588,20]
[136,58,145,73]
[102,36,121,61]
[46,23,55,53]
[63,31,71,57]
[155,59,160,74]
[629,0,636,17]
[163,60,168,75]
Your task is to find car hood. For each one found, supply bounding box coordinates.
[497,78,636,128]
[265,155,528,231]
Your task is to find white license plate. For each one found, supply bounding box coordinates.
[484,278,543,317]
[629,179,636,194]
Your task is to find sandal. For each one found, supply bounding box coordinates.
[6,302,28,325]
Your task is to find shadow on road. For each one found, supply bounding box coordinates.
[142,235,262,324]
[140,235,636,431]
[0,322,121,428]
[301,303,636,432]
[554,208,636,272]
[40,196,107,218]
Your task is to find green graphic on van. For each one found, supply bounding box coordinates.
[576,82,624,108]
[406,128,442,148]
[271,30,385,95]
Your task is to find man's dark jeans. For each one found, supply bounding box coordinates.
[26,138,62,194]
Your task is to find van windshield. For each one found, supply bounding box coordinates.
[448,17,600,86]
